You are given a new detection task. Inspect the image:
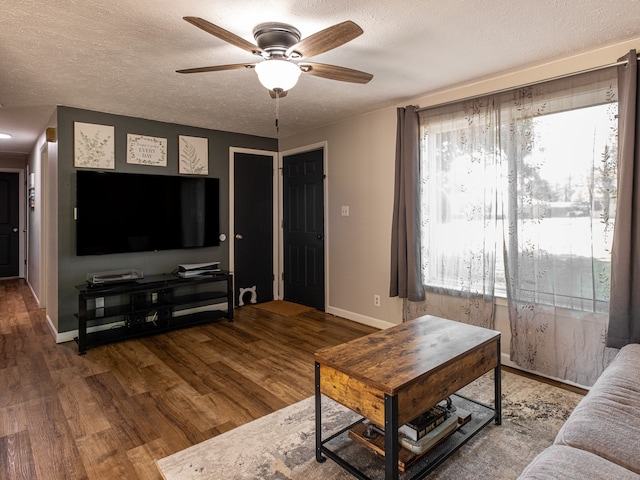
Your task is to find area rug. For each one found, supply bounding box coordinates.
[156,370,583,480]
[252,300,314,316]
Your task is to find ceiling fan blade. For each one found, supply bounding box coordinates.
[183,16,262,55]
[176,63,255,74]
[286,21,363,59]
[299,62,373,84]
[269,89,288,99]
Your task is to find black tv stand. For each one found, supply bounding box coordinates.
[75,271,233,354]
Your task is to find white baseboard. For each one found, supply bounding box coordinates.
[27,281,41,308]
[56,328,77,344]
[173,302,228,317]
[25,281,61,343]
[325,306,397,330]
[500,352,590,390]
[57,320,133,344]
[55,303,229,344]
[44,314,61,341]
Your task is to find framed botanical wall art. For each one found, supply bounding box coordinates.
[74,122,115,169]
[178,135,208,175]
[126,134,167,166]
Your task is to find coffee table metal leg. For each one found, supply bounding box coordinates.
[494,339,502,425]
[315,362,326,463]
[384,393,399,480]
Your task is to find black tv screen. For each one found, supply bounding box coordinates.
[76,171,220,255]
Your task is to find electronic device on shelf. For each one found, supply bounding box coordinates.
[86,269,143,285]
[177,262,221,277]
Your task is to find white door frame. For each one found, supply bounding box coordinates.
[228,147,279,300]
[278,141,329,309]
[38,143,48,307]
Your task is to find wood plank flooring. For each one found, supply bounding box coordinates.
[0,279,377,480]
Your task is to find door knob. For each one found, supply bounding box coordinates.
[12,228,18,233]
[235,233,243,240]
[317,234,324,240]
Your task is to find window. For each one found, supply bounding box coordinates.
[419,68,618,313]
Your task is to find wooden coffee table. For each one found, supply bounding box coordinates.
[314,315,501,480]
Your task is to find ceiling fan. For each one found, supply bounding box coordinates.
[177,16,373,98]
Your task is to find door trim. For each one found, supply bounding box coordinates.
[278,141,329,309]
[229,147,279,300]
[38,143,48,307]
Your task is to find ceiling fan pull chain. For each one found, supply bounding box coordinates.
[275,90,280,135]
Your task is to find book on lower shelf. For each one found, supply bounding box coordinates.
[398,403,449,441]
[348,409,467,472]
[399,414,459,454]
[347,397,474,472]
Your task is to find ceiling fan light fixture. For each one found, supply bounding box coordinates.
[255,59,301,92]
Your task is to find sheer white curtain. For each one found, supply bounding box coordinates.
[413,68,620,385]
[406,98,500,329]
[501,70,619,386]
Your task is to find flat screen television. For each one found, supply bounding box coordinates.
[76,170,220,256]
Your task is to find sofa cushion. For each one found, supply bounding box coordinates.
[554,343,640,474]
[518,445,640,479]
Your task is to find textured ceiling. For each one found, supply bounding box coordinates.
[2,0,640,157]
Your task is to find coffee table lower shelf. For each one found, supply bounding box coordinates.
[318,394,497,480]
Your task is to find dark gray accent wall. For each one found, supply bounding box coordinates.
[57,106,277,333]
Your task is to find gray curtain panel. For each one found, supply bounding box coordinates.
[390,106,425,301]
[608,49,640,348]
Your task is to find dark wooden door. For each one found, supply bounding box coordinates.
[283,149,325,310]
[0,172,20,278]
[233,152,274,306]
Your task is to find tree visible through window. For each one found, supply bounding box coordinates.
[419,71,618,314]
[417,67,619,385]
[502,90,617,313]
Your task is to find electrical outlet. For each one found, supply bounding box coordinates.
[341,205,350,216]
[374,294,381,307]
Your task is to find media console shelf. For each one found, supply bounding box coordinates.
[75,272,233,354]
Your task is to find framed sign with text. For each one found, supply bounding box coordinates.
[126,134,167,166]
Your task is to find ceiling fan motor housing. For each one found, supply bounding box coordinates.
[253,23,301,58]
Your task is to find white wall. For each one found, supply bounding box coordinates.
[45,126,59,336]
[27,145,42,301]
[26,110,58,336]
[280,37,640,339]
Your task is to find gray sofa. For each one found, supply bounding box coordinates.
[518,343,640,479]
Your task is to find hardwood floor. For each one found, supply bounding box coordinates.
[0,279,377,480]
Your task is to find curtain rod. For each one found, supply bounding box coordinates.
[415,53,639,113]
